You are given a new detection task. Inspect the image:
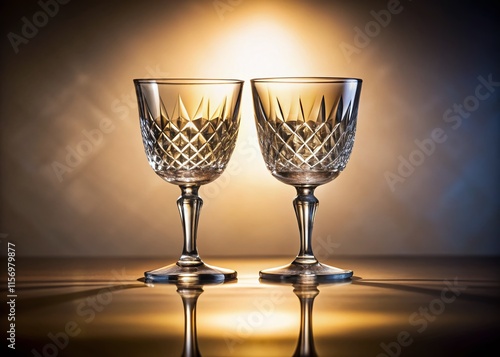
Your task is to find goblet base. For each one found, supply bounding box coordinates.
[259,261,352,283]
[145,262,237,283]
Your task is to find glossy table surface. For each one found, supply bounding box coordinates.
[10,257,500,356]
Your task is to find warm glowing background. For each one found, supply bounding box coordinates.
[1,0,499,257]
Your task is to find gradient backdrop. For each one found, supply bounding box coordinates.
[1,0,499,258]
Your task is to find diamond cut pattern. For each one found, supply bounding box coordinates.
[139,92,239,175]
[255,94,357,173]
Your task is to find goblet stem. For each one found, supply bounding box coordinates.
[293,186,319,265]
[177,185,203,267]
[259,184,352,281]
[143,184,236,282]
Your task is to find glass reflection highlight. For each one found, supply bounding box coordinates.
[292,282,319,357]
[145,281,224,357]
[176,282,203,357]
[260,279,351,357]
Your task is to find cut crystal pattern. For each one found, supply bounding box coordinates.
[138,89,240,184]
[253,90,359,180]
[251,77,362,281]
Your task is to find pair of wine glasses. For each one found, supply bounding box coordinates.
[133,77,362,283]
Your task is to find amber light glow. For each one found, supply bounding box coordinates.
[0,0,399,258]
[2,0,497,258]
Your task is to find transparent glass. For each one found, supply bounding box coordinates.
[134,78,243,282]
[251,77,362,282]
[260,279,352,356]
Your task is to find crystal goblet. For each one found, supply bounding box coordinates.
[134,78,243,282]
[251,77,362,282]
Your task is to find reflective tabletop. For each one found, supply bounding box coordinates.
[11,257,500,356]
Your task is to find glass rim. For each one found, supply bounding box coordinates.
[250,77,362,84]
[133,78,244,85]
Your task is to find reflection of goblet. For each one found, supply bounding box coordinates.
[251,77,362,281]
[143,281,209,357]
[259,279,351,357]
[293,282,319,357]
[176,282,204,357]
[134,79,243,282]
